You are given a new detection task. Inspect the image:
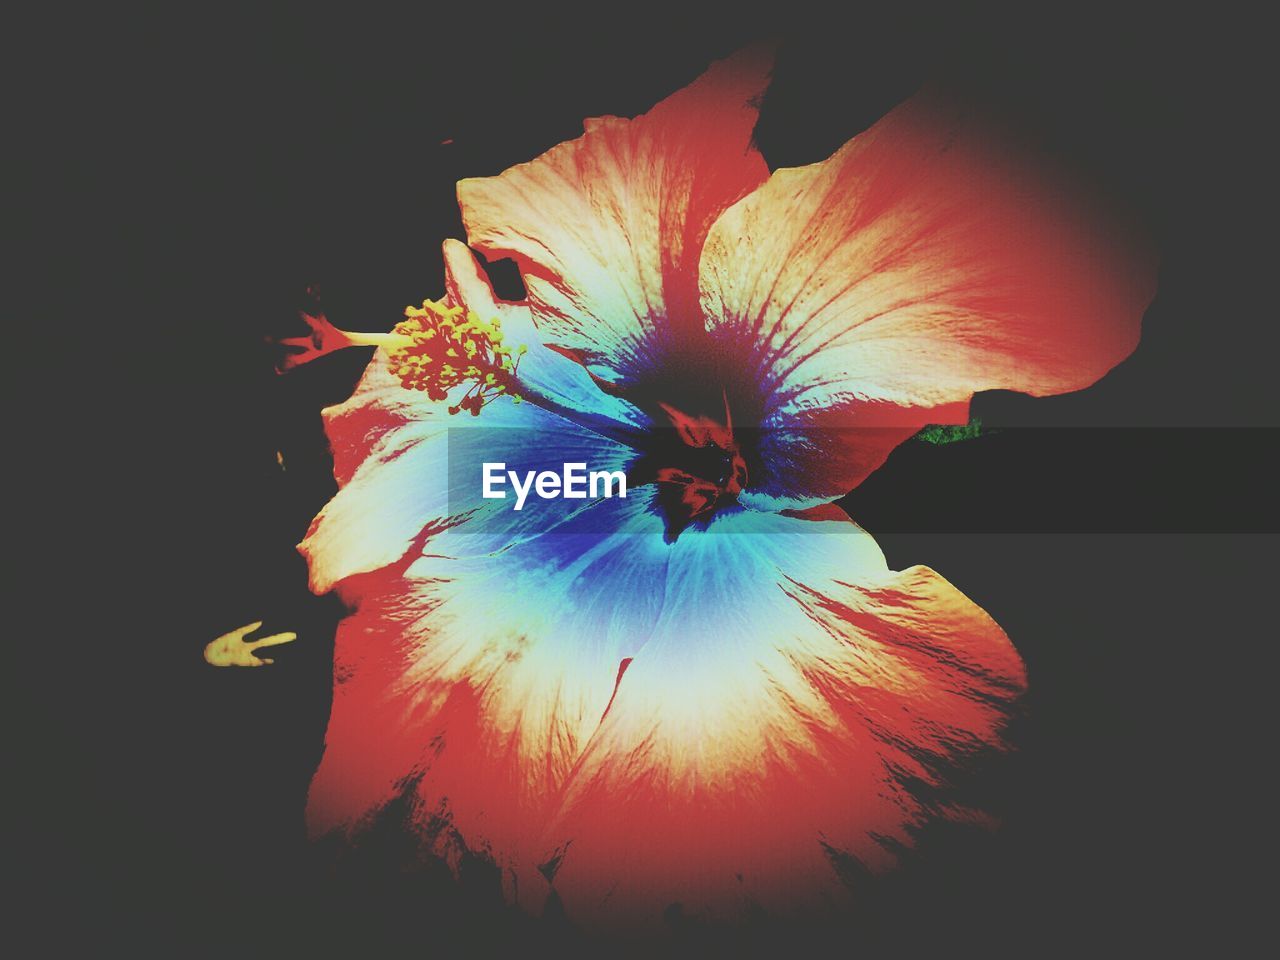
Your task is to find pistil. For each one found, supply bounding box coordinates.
[277,298,526,415]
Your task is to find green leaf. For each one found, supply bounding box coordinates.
[914,417,984,445]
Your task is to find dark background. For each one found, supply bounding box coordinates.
[15,4,1277,955]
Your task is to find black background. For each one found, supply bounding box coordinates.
[15,3,1277,955]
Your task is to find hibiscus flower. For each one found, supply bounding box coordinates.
[286,45,1155,928]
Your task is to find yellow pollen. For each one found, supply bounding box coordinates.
[387,298,526,414]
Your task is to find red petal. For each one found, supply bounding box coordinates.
[540,506,1025,926]
[701,89,1157,507]
[458,45,775,383]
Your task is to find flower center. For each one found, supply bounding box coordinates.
[635,393,749,539]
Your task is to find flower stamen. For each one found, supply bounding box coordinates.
[388,299,527,414]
